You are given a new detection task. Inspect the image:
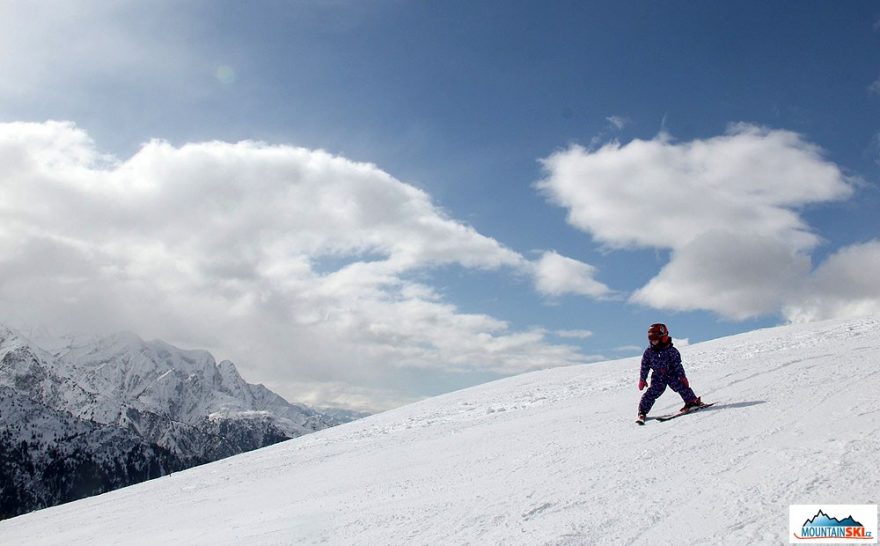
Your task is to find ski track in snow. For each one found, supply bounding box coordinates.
[1,315,878,545]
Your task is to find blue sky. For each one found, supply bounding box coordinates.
[1,1,878,410]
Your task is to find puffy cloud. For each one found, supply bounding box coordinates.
[538,124,851,252]
[533,251,612,298]
[0,121,590,410]
[538,124,856,319]
[632,231,812,320]
[783,240,880,323]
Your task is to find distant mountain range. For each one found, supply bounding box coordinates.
[0,324,363,519]
[802,510,864,528]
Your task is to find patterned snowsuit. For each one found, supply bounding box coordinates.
[638,342,697,415]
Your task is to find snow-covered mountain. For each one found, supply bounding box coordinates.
[2,314,878,544]
[0,325,350,518]
[0,386,185,519]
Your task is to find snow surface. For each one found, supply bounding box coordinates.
[2,315,878,545]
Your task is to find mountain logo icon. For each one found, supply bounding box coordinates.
[802,510,865,529]
[791,507,877,542]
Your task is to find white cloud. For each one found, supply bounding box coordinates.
[271,380,422,413]
[783,240,880,323]
[554,329,594,339]
[0,121,590,410]
[538,124,851,252]
[870,77,880,95]
[537,124,856,320]
[606,116,630,130]
[632,231,812,320]
[533,251,612,298]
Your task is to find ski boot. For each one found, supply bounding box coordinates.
[679,397,703,412]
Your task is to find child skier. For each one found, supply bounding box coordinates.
[636,323,703,425]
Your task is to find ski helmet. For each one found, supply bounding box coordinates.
[647,323,669,345]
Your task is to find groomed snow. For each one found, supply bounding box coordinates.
[2,315,878,545]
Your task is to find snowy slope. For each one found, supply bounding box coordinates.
[2,315,878,545]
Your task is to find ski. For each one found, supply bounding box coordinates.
[654,402,716,422]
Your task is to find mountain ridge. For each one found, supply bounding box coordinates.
[0,324,355,518]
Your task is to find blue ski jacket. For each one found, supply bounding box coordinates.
[639,342,686,382]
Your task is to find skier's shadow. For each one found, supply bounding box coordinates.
[646,400,766,421]
[701,400,766,411]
